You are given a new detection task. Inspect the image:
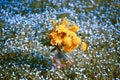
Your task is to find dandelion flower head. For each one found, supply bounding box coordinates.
[49,18,87,52]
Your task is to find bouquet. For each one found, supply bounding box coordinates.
[42,18,87,69]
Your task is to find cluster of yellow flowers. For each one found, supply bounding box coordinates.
[48,18,87,52]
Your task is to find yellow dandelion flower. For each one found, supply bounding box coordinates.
[50,37,62,46]
[63,43,79,52]
[65,30,77,38]
[57,32,66,38]
[48,18,87,53]
[61,17,69,27]
[71,44,78,49]
[63,46,73,52]
[63,37,81,52]
[55,38,62,46]
[81,42,87,51]
[50,39,56,45]
[49,30,57,38]
[62,36,72,47]
[72,37,82,45]
[68,25,80,32]
[55,24,66,33]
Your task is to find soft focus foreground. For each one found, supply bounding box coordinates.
[0,0,120,80]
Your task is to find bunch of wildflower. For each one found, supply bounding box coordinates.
[48,18,87,52]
